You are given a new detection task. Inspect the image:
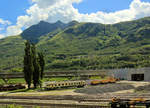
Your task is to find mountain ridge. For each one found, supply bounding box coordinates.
[0,17,150,71]
[21,20,79,43]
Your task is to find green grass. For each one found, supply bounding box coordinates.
[90,76,106,80]
[0,78,25,85]
[0,104,40,108]
[0,77,72,85]
[7,78,25,84]
[43,76,86,82]
[7,88,42,93]
[0,79,5,85]
[43,77,70,82]
[0,104,23,108]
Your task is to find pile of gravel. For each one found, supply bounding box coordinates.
[135,84,150,92]
[75,83,134,94]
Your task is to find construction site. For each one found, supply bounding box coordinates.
[0,68,150,108]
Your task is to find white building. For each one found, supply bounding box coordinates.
[108,67,150,81]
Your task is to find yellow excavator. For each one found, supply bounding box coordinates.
[110,97,150,108]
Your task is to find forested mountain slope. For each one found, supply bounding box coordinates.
[0,17,150,71]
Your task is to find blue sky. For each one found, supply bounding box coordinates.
[0,0,150,38]
[0,0,31,24]
[74,0,133,13]
[0,0,150,25]
[74,0,150,13]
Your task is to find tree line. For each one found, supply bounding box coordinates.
[23,40,45,89]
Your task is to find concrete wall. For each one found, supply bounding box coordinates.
[108,67,150,81]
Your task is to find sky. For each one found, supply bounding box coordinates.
[0,0,150,38]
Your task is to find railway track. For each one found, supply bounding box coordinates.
[0,102,110,108]
[0,93,150,107]
[0,93,150,102]
[0,98,110,108]
[97,93,150,98]
[1,93,150,102]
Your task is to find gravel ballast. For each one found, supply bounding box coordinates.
[75,83,135,94]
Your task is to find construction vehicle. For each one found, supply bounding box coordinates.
[91,77,118,85]
[110,97,150,108]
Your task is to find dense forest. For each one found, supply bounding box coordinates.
[0,17,150,72]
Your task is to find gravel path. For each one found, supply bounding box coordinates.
[75,83,135,94]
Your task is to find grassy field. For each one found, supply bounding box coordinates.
[0,76,106,85]
[0,78,25,85]
[0,77,69,85]
[0,104,40,108]
[0,104,23,108]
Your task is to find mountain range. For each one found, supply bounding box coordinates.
[0,17,150,72]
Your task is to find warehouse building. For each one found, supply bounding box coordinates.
[108,67,150,81]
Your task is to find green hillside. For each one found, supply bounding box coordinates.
[21,20,78,43]
[0,36,25,71]
[0,17,150,72]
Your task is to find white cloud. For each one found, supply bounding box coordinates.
[130,0,150,19]
[6,25,22,36]
[0,34,5,39]
[0,18,11,25]
[32,0,82,8]
[0,18,11,38]
[4,0,150,36]
[0,27,4,31]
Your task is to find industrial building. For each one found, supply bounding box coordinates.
[108,67,150,81]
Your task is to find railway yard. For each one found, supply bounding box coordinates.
[0,80,150,107]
